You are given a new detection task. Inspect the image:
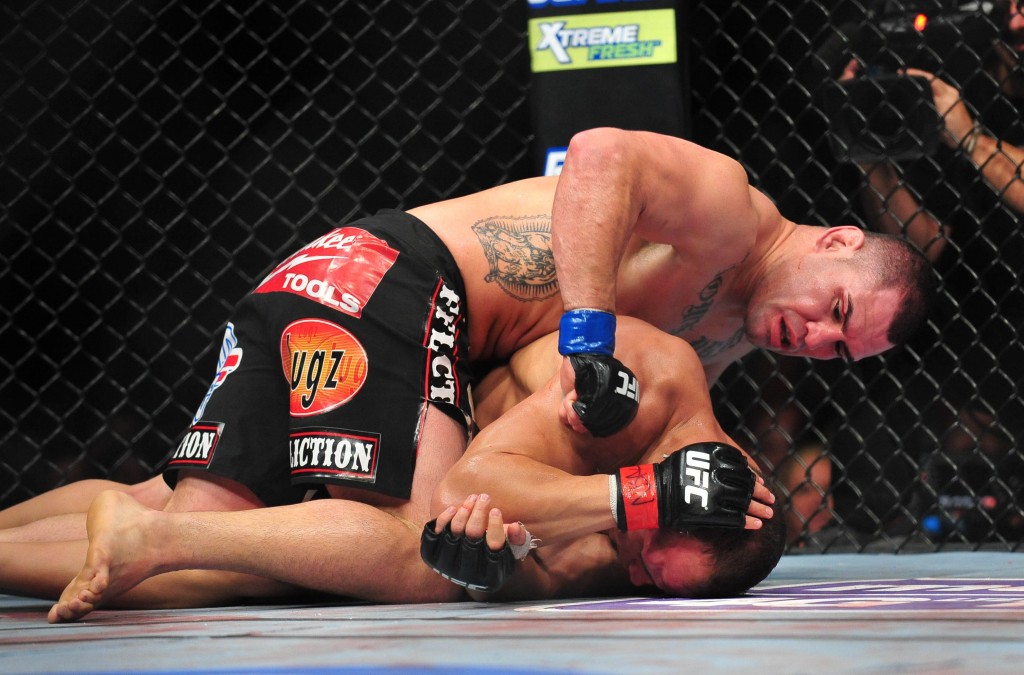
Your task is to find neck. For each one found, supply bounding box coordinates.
[730,218,801,307]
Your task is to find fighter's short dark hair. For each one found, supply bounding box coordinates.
[685,512,787,598]
[861,231,938,346]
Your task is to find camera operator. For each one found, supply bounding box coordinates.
[847,2,1024,259]
[840,0,1024,542]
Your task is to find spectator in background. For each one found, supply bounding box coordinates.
[838,0,1024,542]
[734,0,1024,547]
[716,350,836,547]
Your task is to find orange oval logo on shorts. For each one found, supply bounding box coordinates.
[280,318,368,417]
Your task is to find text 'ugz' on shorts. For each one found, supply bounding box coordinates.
[163,210,473,506]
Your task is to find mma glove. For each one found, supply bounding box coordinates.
[559,309,640,437]
[612,442,756,531]
[420,520,517,593]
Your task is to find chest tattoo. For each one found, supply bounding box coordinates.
[689,327,747,361]
[472,215,558,302]
[672,266,734,335]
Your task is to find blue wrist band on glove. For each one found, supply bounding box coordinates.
[558,309,616,356]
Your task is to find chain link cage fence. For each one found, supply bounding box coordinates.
[2,0,1022,554]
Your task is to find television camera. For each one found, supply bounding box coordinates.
[824,1,1001,162]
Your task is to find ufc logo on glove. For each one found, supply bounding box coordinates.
[683,449,711,509]
[612,442,756,531]
[614,370,639,402]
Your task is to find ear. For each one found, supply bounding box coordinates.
[815,225,865,253]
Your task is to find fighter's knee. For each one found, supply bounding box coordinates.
[164,472,263,512]
[125,477,172,509]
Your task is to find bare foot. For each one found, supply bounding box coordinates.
[48,491,158,623]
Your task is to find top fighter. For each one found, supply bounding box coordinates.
[1,129,934,606]
[159,127,933,512]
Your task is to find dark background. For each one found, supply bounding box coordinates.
[3,0,1021,552]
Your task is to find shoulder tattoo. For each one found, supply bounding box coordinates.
[688,327,746,361]
[471,215,558,302]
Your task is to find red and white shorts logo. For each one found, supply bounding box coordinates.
[280,318,369,417]
[168,421,224,468]
[254,227,399,317]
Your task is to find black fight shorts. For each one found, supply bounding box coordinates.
[162,210,474,506]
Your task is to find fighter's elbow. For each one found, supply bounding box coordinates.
[431,457,485,513]
[719,155,752,191]
[431,474,463,515]
[565,127,632,169]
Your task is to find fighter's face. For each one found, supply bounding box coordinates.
[610,529,714,595]
[744,235,899,362]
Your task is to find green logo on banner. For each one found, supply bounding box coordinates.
[529,9,677,73]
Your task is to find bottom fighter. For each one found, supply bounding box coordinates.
[41,318,780,621]
[420,317,787,599]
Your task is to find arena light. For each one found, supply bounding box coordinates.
[914,13,928,31]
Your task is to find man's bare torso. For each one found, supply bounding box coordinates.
[408,176,763,382]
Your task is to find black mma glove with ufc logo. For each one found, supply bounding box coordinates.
[613,442,755,531]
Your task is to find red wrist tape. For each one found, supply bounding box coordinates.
[618,464,659,530]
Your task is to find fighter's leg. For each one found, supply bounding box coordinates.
[52,407,468,621]
[52,568,295,617]
[0,471,260,604]
[0,480,127,531]
[0,539,89,599]
[48,490,295,622]
[48,470,265,612]
[1,499,247,606]
[0,478,171,596]
[161,470,265,513]
[309,404,470,601]
[50,492,460,622]
[393,405,471,526]
[0,476,170,533]
[0,477,171,543]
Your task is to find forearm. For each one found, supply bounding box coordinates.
[551,128,641,311]
[435,453,616,545]
[860,163,948,262]
[968,133,1024,214]
[550,130,749,312]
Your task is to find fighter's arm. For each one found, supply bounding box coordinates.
[550,129,770,432]
[427,325,772,596]
[433,398,617,546]
[491,533,632,601]
[551,128,762,314]
[434,376,770,547]
[904,68,1024,215]
[426,493,634,601]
